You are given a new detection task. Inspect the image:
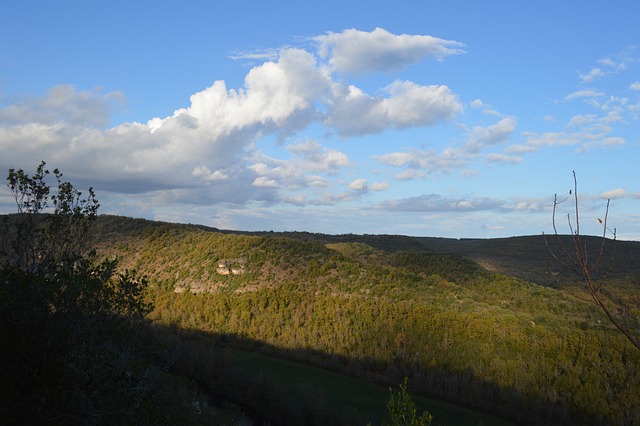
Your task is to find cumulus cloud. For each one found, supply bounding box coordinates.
[373,117,516,176]
[631,81,640,91]
[244,140,351,203]
[286,140,349,172]
[470,99,485,109]
[327,80,462,137]
[191,166,230,182]
[314,27,465,74]
[1,48,336,196]
[252,176,278,188]
[465,117,517,153]
[175,48,331,133]
[1,28,466,201]
[348,178,368,191]
[0,28,472,218]
[374,147,467,177]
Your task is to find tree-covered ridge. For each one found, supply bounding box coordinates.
[88,215,640,425]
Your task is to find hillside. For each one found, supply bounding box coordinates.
[10,212,640,289]
[239,230,640,288]
[87,214,640,425]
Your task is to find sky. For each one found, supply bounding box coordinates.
[1,1,639,240]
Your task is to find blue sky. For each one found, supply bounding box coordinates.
[1,1,639,239]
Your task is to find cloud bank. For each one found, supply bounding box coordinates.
[0,28,467,212]
[1,28,636,238]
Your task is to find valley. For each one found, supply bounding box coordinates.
[91,215,640,425]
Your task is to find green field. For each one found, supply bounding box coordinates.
[226,346,515,425]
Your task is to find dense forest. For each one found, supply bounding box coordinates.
[2,194,640,424]
[87,214,640,425]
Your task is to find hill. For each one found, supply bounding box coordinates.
[11,212,640,288]
[86,214,640,425]
[238,229,640,288]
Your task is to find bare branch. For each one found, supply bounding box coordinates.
[546,172,639,350]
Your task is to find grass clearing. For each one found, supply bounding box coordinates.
[228,347,515,425]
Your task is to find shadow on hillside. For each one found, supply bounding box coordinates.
[147,323,578,426]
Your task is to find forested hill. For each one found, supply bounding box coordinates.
[90,214,640,425]
[95,214,640,288]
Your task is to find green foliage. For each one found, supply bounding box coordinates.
[3,161,99,276]
[385,378,433,426]
[10,210,640,424]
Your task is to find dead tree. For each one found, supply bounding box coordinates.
[545,171,639,350]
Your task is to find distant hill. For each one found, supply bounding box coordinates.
[91,214,640,288]
[415,234,640,286]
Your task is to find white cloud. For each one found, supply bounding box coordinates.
[0,47,335,202]
[574,136,625,153]
[577,49,638,84]
[630,81,640,91]
[374,147,467,176]
[252,176,278,188]
[370,182,390,191]
[566,114,597,128]
[327,80,462,137]
[508,126,623,156]
[348,178,368,191]
[395,169,425,180]
[177,48,331,133]
[597,49,637,72]
[564,89,604,101]
[579,67,605,82]
[501,199,542,211]
[1,29,467,208]
[600,188,627,199]
[469,99,500,116]
[0,85,125,127]
[191,166,230,181]
[314,27,464,74]
[465,117,517,153]
[0,28,528,225]
[378,193,502,212]
[486,153,522,164]
[286,140,349,172]
[307,176,330,187]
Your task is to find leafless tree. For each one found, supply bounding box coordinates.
[545,171,639,350]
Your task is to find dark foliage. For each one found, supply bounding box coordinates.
[0,163,224,424]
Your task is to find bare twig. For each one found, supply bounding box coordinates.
[545,171,639,350]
